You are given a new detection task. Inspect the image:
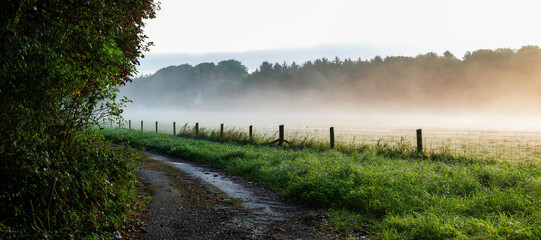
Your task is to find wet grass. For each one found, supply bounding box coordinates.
[174,123,337,151]
[102,128,541,239]
[130,121,541,162]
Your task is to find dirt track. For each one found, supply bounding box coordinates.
[123,152,333,240]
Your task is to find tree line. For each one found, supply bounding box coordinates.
[125,46,541,113]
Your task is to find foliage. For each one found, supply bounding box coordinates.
[103,129,541,239]
[1,0,157,135]
[123,59,248,108]
[0,132,146,239]
[125,46,541,113]
[0,0,157,238]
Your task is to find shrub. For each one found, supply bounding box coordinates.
[0,131,145,239]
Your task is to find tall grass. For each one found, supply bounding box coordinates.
[174,124,406,154]
[120,120,541,162]
[170,124,501,164]
[102,128,541,239]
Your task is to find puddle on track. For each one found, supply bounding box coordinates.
[144,152,295,223]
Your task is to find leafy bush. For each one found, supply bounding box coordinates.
[0,1,157,238]
[0,131,145,239]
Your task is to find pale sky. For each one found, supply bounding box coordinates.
[138,0,541,73]
[145,0,540,54]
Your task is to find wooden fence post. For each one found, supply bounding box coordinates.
[141,120,143,132]
[268,125,290,146]
[173,122,176,136]
[195,122,199,136]
[129,120,131,130]
[279,125,285,146]
[155,121,158,133]
[220,123,224,137]
[249,125,253,140]
[330,127,335,149]
[416,129,423,153]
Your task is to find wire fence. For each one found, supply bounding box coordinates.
[105,119,541,162]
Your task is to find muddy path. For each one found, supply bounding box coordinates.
[123,151,333,240]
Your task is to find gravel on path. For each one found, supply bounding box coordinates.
[123,152,334,240]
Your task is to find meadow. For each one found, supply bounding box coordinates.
[111,119,541,162]
[102,127,541,239]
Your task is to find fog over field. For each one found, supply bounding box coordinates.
[121,46,541,131]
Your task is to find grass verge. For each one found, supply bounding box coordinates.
[102,128,541,239]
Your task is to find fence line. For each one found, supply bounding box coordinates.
[112,120,541,162]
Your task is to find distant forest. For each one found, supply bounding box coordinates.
[122,46,541,114]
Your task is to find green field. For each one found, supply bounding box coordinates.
[114,120,541,163]
[102,128,541,239]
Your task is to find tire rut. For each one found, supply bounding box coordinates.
[123,151,333,240]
